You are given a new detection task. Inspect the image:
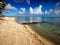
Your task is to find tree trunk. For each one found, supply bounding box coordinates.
[0,8,2,16]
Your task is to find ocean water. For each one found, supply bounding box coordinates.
[27,17,60,45]
[16,16,41,23]
[16,16,60,45]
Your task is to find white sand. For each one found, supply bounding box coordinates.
[0,17,55,45]
[0,17,43,45]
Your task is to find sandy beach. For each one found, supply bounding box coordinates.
[0,17,55,45]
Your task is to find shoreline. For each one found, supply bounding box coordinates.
[23,25,55,45]
[0,17,43,45]
[0,17,56,45]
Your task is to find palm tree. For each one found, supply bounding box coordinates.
[0,0,6,16]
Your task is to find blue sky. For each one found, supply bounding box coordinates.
[2,0,60,16]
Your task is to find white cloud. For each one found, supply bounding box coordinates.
[29,5,43,14]
[56,2,60,6]
[44,9,53,15]
[17,3,60,15]
[50,9,53,12]
[49,2,60,15]
[18,8,26,14]
[29,7,33,14]
[34,5,43,14]
[20,8,25,12]
[45,10,48,15]
[5,4,17,11]
[54,3,60,15]
[19,11,23,14]
[18,5,43,14]
[54,10,60,15]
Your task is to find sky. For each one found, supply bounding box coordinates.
[2,0,60,16]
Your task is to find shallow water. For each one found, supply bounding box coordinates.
[16,16,60,45]
[16,16,41,23]
[27,17,60,45]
